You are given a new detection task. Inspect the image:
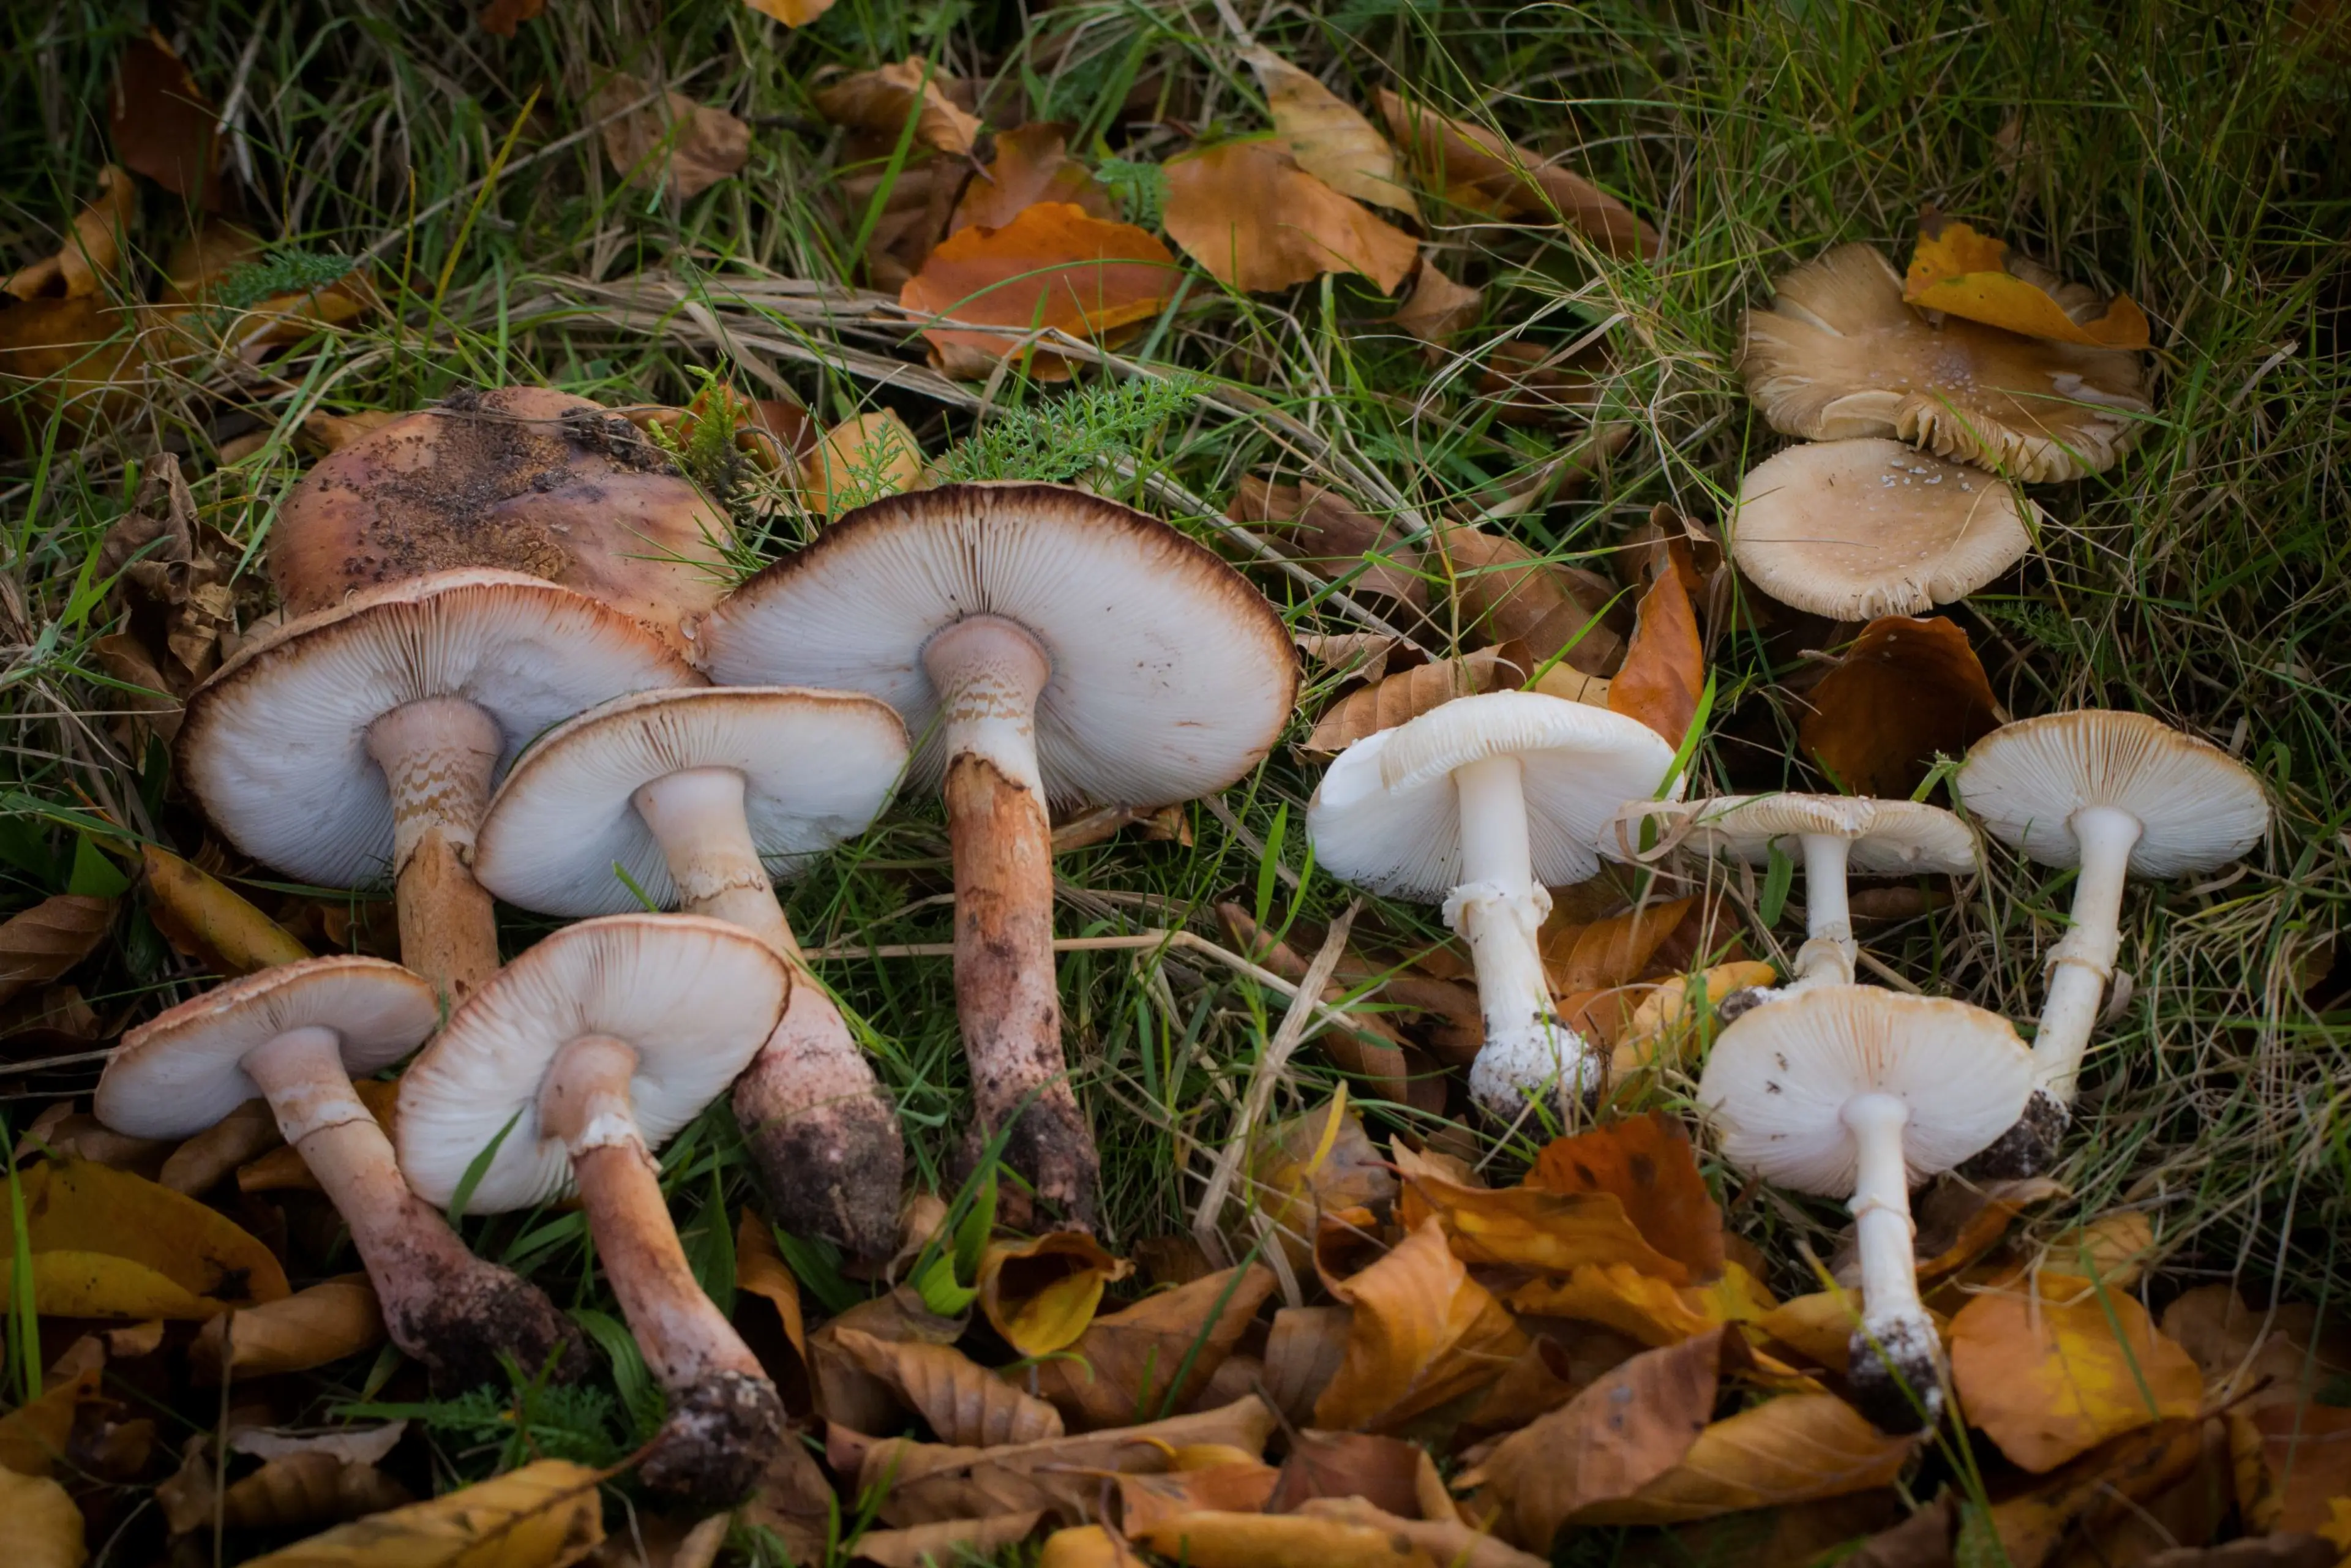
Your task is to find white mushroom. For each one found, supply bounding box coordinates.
[1954,710,2268,1174]
[1307,691,1678,1117]
[1699,986,2030,1431]
[473,686,911,1259]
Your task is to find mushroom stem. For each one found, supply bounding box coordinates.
[1450,754,1588,1114]
[2030,804,2143,1106]
[240,1027,588,1387]
[631,767,906,1261]
[923,615,1097,1228]
[1791,833,1857,989]
[539,1032,781,1505]
[367,696,503,1007]
[1840,1090,1942,1431]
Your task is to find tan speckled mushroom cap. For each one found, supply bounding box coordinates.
[1739,244,2150,483]
[1731,439,2034,620]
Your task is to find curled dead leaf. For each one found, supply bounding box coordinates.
[1306,647,1605,760]
[1231,478,1428,620]
[1313,1216,1529,1432]
[1903,213,2150,350]
[901,203,1177,380]
[592,73,750,201]
[1798,616,2000,799]
[1523,1113,1726,1281]
[1392,262,1482,345]
[1264,1429,1423,1516]
[1399,1169,1689,1285]
[192,1275,384,1382]
[236,1457,606,1568]
[1563,1393,1917,1528]
[814,59,981,157]
[1375,89,1657,258]
[143,844,310,975]
[161,1098,280,1195]
[980,1231,1134,1358]
[1607,561,1703,746]
[835,1327,1065,1446]
[3,167,135,301]
[1245,52,1416,217]
[953,124,1115,234]
[1164,141,1419,295]
[854,1510,1045,1567]
[0,895,114,1008]
[1035,1263,1278,1430]
[1119,1461,1283,1531]
[809,1287,967,1433]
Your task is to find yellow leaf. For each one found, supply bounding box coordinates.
[192,1275,384,1381]
[978,1231,1133,1359]
[1503,1262,1770,1348]
[854,1511,1045,1568]
[802,411,923,516]
[1133,1510,1440,1568]
[1243,52,1416,218]
[1567,1394,1918,1526]
[1398,1170,1690,1285]
[1608,962,1777,1081]
[1901,215,2150,350]
[734,1208,806,1364]
[1313,1216,1529,1432]
[0,1468,84,1568]
[1948,1273,2205,1472]
[741,0,838,23]
[238,1458,606,1568]
[1038,1525,1143,1568]
[2,1159,289,1317]
[143,844,310,975]
[1163,141,1419,295]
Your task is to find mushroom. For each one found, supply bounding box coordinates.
[176,569,694,1005]
[1954,710,2268,1175]
[471,686,911,1260]
[95,956,592,1387]
[698,483,1296,1227]
[269,386,733,656]
[1306,691,1678,1117]
[1738,244,2151,483]
[1730,440,2034,620]
[1698,985,2031,1431]
[396,913,792,1506]
[1611,794,1976,1003]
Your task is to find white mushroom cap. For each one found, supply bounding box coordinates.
[1738,244,2151,483]
[97,957,438,1139]
[1731,440,2034,621]
[395,914,789,1213]
[1308,691,1678,900]
[1698,985,2031,1194]
[178,569,696,888]
[1614,794,1978,876]
[1955,710,2269,877]
[698,483,1297,805]
[472,686,910,917]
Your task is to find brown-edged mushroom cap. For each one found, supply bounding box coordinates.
[271,386,732,655]
[1739,244,2151,483]
[1731,440,2034,621]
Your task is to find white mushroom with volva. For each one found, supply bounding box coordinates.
[1307,691,1678,1117]
[96,957,591,1389]
[1954,710,2268,1175]
[396,914,791,1506]
[1699,985,2031,1431]
[699,482,1297,1228]
[473,686,911,1260]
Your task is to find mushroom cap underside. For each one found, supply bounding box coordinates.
[1613,793,1978,876]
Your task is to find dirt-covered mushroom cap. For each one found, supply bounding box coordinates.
[1698,986,2031,1192]
[1731,440,2034,620]
[1955,710,2268,877]
[472,686,909,917]
[699,482,1298,805]
[97,957,438,1139]
[396,914,788,1214]
[177,569,694,888]
[1738,244,2150,484]
[1310,691,1678,899]
[271,386,732,655]
[1616,794,1978,876]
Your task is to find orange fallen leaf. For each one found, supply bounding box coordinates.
[814,59,981,157]
[591,73,750,201]
[1163,141,1419,295]
[1313,1216,1528,1431]
[1539,899,1695,999]
[1244,51,1416,217]
[802,410,924,514]
[4,167,135,301]
[1133,1510,1441,1568]
[954,124,1116,234]
[1119,1461,1283,1531]
[1524,1112,1725,1281]
[1564,1393,1918,1527]
[111,29,224,208]
[1948,1272,2204,1472]
[1903,213,2150,350]
[900,202,1177,379]
[1799,616,2000,799]
[1608,561,1703,746]
[1434,522,1624,676]
[477,0,545,36]
[1392,261,1482,345]
[1262,1430,1424,1516]
[1912,1174,2067,1284]
[2234,1400,2351,1536]
[741,0,839,23]
[1606,962,1777,1081]
[1399,1171,1688,1285]
[1376,89,1657,258]
[979,1231,1134,1358]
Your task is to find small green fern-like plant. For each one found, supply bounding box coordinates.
[209,248,356,312]
[931,373,1196,487]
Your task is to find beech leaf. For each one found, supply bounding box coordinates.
[237,1458,606,1568]
[802,411,924,515]
[143,844,310,975]
[1305,648,1604,760]
[1375,89,1657,258]
[1523,1112,1725,1280]
[591,74,749,201]
[1244,51,1416,217]
[1399,1169,1689,1285]
[0,1468,83,1568]
[834,1327,1065,1446]
[1564,1393,1919,1527]
[854,1511,1045,1568]
[1434,523,1622,675]
[978,1231,1134,1357]
[2,1158,289,1318]
[953,124,1116,234]
[0,894,114,1008]
[1262,1305,1352,1425]
[1608,562,1703,745]
[1312,1215,1529,1432]
[1163,141,1419,295]
[1392,262,1482,345]
[814,59,981,157]
[741,0,839,24]
[1034,1263,1278,1430]
[192,1275,385,1382]
[1798,616,2000,799]
[900,203,1177,380]
[1903,214,2151,350]
[111,30,223,208]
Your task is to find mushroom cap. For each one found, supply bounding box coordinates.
[177,569,695,889]
[96,956,438,1139]
[1738,244,2151,483]
[698,483,1298,805]
[1612,794,1978,876]
[1698,985,2031,1195]
[271,386,733,655]
[1731,440,2034,620]
[395,914,789,1213]
[1308,691,1679,901]
[1954,710,2269,877]
[472,686,910,917]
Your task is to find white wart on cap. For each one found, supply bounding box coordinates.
[1738,244,2150,483]
[177,569,694,889]
[473,686,909,917]
[1731,440,2034,621]
[396,913,789,1213]
[699,482,1298,804]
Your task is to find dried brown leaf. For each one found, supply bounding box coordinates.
[1375,89,1656,257]
[835,1327,1065,1447]
[1303,649,1523,759]
[235,1457,605,1568]
[192,1275,384,1382]
[1433,523,1621,674]
[815,60,981,157]
[954,124,1115,234]
[592,74,750,201]
[1034,1264,1278,1430]
[854,1511,1044,1567]
[1263,1305,1352,1426]
[111,30,223,207]
[1608,564,1704,745]
[1948,1274,2203,1472]
[1231,479,1428,617]
[1523,1112,1725,1281]
[1245,52,1415,217]
[1265,1430,1424,1516]
[1564,1394,1916,1528]
[1118,1463,1282,1532]
[1799,617,1999,798]
[901,203,1177,379]
[161,1098,280,1195]
[1313,1216,1529,1432]
[3,167,135,301]
[1296,1498,1548,1568]
[1393,263,1482,345]
[1398,1169,1689,1285]
[0,895,113,1008]
[1163,141,1418,294]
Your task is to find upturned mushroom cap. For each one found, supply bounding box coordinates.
[699,483,1298,805]
[1731,440,2034,620]
[472,686,910,917]
[177,569,695,888]
[1954,710,2269,877]
[1614,794,1978,876]
[1698,985,2031,1193]
[97,956,438,1139]
[1738,244,2150,483]
[396,914,789,1213]
[271,386,733,655]
[1309,691,1678,899]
